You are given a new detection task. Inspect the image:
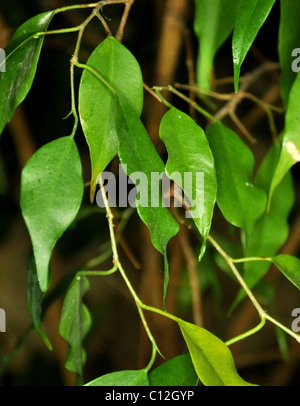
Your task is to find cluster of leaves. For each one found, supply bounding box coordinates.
[0,0,300,386]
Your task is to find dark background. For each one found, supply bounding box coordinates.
[0,0,299,386]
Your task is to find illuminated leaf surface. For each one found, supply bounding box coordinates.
[269,72,300,206]
[149,353,198,386]
[278,0,300,104]
[159,108,217,257]
[233,0,276,92]
[79,36,143,201]
[194,0,241,90]
[206,121,267,236]
[85,370,149,386]
[178,320,256,386]
[20,137,84,292]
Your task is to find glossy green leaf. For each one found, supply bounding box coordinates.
[85,370,149,386]
[194,0,241,90]
[159,108,217,258]
[20,137,84,292]
[206,121,267,237]
[149,353,198,386]
[27,252,52,350]
[272,255,300,291]
[0,11,55,136]
[116,99,179,302]
[232,143,294,309]
[79,36,143,201]
[232,0,276,92]
[178,320,256,386]
[279,0,300,105]
[269,72,300,207]
[59,275,92,376]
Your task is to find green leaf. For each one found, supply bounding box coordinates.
[194,0,242,90]
[178,320,256,386]
[278,0,300,105]
[272,255,300,291]
[276,327,289,362]
[20,137,84,292]
[59,275,92,376]
[27,253,52,350]
[231,142,294,309]
[116,99,179,303]
[149,353,198,386]
[206,121,267,237]
[79,36,143,201]
[85,370,149,386]
[0,11,55,136]
[233,0,276,92]
[159,108,217,258]
[269,72,300,207]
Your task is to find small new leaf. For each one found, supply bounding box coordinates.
[27,253,52,350]
[59,275,92,376]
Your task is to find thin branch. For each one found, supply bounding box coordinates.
[116,0,135,42]
[229,110,257,144]
[98,175,162,357]
[143,82,162,103]
[182,27,197,121]
[207,235,300,345]
[178,225,204,326]
[95,11,112,36]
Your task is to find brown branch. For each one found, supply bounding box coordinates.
[8,107,36,168]
[178,224,204,326]
[146,0,189,143]
[112,208,141,270]
[115,0,135,42]
[183,27,197,121]
[143,82,162,103]
[229,110,257,144]
[213,62,281,143]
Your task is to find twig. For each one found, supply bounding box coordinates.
[207,235,300,345]
[112,208,141,270]
[143,82,162,103]
[145,0,189,143]
[153,85,216,122]
[178,225,203,326]
[115,0,135,42]
[229,110,257,144]
[183,27,197,121]
[95,11,112,36]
